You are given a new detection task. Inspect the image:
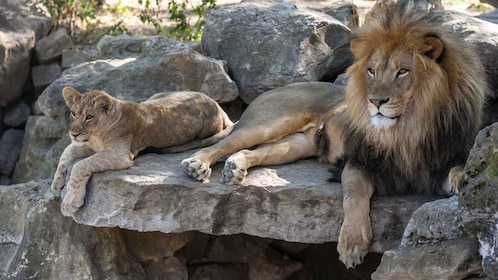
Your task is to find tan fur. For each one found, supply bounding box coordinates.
[181,82,346,184]
[51,87,232,213]
[182,5,487,270]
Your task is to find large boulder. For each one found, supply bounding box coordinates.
[36,36,239,126]
[441,11,498,91]
[12,116,67,183]
[0,0,36,106]
[1,153,437,279]
[460,122,498,212]
[201,0,354,103]
[59,151,434,253]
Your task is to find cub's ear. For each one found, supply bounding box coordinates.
[62,87,82,107]
[93,93,113,113]
[420,36,444,61]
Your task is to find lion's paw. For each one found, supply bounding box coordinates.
[62,188,85,214]
[221,157,248,185]
[51,174,65,197]
[337,222,372,269]
[442,166,463,196]
[181,158,212,182]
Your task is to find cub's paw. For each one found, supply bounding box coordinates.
[337,221,372,269]
[50,174,66,197]
[62,188,85,214]
[181,158,212,182]
[221,156,248,185]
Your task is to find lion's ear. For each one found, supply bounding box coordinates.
[62,87,82,107]
[420,36,443,61]
[350,39,362,58]
[93,93,114,113]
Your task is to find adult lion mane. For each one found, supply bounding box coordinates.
[182,5,489,269]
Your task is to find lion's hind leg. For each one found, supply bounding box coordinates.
[182,119,311,182]
[442,166,463,196]
[221,133,317,185]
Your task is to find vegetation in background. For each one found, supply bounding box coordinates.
[39,0,216,43]
[138,0,216,41]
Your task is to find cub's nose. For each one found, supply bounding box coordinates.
[368,97,390,108]
[70,132,80,138]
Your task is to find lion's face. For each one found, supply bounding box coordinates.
[63,87,114,146]
[365,48,414,129]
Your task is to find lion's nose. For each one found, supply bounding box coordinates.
[368,97,390,108]
[70,132,80,138]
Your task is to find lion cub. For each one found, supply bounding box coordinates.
[51,87,233,213]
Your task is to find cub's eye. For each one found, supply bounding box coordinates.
[396,68,410,78]
[70,111,76,118]
[367,67,375,77]
[85,115,94,122]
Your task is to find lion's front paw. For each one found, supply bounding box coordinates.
[442,166,463,196]
[181,157,212,182]
[51,174,66,197]
[62,188,85,214]
[337,220,372,269]
[221,156,248,185]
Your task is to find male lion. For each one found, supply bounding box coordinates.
[182,6,488,268]
[51,87,233,214]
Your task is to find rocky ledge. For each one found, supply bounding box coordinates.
[61,151,435,253]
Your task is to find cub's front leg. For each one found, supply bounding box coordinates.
[51,144,95,197]
[337,162,375,269]
[62,148,133,214]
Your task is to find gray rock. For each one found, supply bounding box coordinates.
[37,36,239,125]
[438,10,498,101]
[0,129,24,176]
[61,46,98,69]
[372,238,482,280]
[0,180,147,279]
[320,0,359,29]
[12,116,67,183]
[61,151,435,253]
[372,197,486,279]
[478,215,498,279]
[3,102,31,127]
[96,34,143,59]
[0,0,36,107]
[477,9,498,24]
[32,63,62,95]
[0,179,357,279]
[34,28,73,64]
[201,0,354,103]
[460,122,498,212]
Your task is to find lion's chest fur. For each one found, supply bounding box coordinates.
[343,120,472,195]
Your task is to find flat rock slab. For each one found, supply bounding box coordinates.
[63,151,438,253]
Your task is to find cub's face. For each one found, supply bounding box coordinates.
[365,49,414,129]
[62,87,113,146]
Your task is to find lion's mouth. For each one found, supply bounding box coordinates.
[371,113,398,129]
[70,134,90,146]
[375,112,398,119]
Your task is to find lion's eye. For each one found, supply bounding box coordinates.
[397,68,410,78]
[70,111,76,118]
[85,115,94,122]
[367,67,375,77]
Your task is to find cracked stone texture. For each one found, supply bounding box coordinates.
[61,151,436,253]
